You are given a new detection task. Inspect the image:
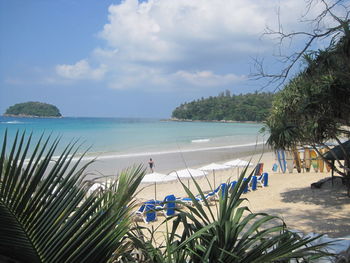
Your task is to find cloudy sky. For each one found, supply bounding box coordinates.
[0,0,335,118]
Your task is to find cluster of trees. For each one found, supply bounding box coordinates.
[263,6,350,195]
[0,131,330,263]
[4,102,62,117]
[172,92,274,122]
[265,33,350,148]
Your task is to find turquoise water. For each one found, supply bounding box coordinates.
[0,116,265,156]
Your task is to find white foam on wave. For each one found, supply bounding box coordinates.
[2,121,24,124]
[191,138,210,143]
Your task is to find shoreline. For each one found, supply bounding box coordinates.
[81,143,268,180]
[2,114,62,118]
[76,141,265,161]
[162,118,261,124]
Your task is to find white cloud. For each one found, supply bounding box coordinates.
[99,0,271,64]
[174,70,245,87]
[54,0,335,91]
[56,60,107,80]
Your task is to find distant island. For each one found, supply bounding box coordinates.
[4,102,62,118]
[172,91,274,122]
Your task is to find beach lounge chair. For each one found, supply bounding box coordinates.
[156,194,177,217]
[248,175,258,191]
[181,190,217,206]
[257,172,269,187]
[193,184,221,203]
[209,184,221,196]
[194,188,221,205]
[242,178,249,193]
[228,181,237,193]
[178,196,201,206]
[214,183,228,199]
[135,200,157,223]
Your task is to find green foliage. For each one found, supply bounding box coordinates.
[0,130,145,263]
[172,92,274,122]
[263,25,350,196]
[264,29,350,150]
[4,101,62,117]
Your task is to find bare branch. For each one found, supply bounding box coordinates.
[252,0,350,90]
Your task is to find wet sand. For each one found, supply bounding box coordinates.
[82,143,266,180]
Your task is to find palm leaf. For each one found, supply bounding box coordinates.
[0,130,145,263]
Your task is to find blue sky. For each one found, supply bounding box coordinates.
[0,0,334,118]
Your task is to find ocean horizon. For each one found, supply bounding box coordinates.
[0,116,266,161]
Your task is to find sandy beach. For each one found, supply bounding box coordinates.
[134,151,350,239]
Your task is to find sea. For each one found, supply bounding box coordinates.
[0,116,265,159]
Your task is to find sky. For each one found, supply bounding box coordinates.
[0,0,339,118]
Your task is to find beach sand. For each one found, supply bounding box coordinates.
[134,151,350,239]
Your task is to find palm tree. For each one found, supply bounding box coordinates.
[0,131,145,263]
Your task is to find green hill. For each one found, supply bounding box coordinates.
[172,91,274,122]
[4,102,62,118]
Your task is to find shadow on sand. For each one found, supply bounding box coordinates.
[264,178,350,237]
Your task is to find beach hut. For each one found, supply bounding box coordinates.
[142,172,177,200]
[199,163,230,188]
[324,140,350,186]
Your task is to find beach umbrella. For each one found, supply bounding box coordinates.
[169,168,207,179]
[142,172,177,200]
[224,159,253,178]
[224,159,252,167]
[169,168,208,188]
[199,163,230,187]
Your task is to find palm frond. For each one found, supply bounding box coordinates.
[0,130,145,263]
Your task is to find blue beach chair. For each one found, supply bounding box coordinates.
[249,175,258,191]
[257,172,269,187]
[181,191,215,206]
[210,183,228,199]
[263,172,269,187]
[194,184,221,202]
[228,181,237,193]
[229,181,237,190]
[178,196,201,206]
[242,178,249,193]
[135,201,157,223]
[156,194,177,216]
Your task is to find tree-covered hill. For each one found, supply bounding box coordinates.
[172,91,274,122]
[4,102,62,117]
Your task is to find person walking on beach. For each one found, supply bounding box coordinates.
[148,158,154,172]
